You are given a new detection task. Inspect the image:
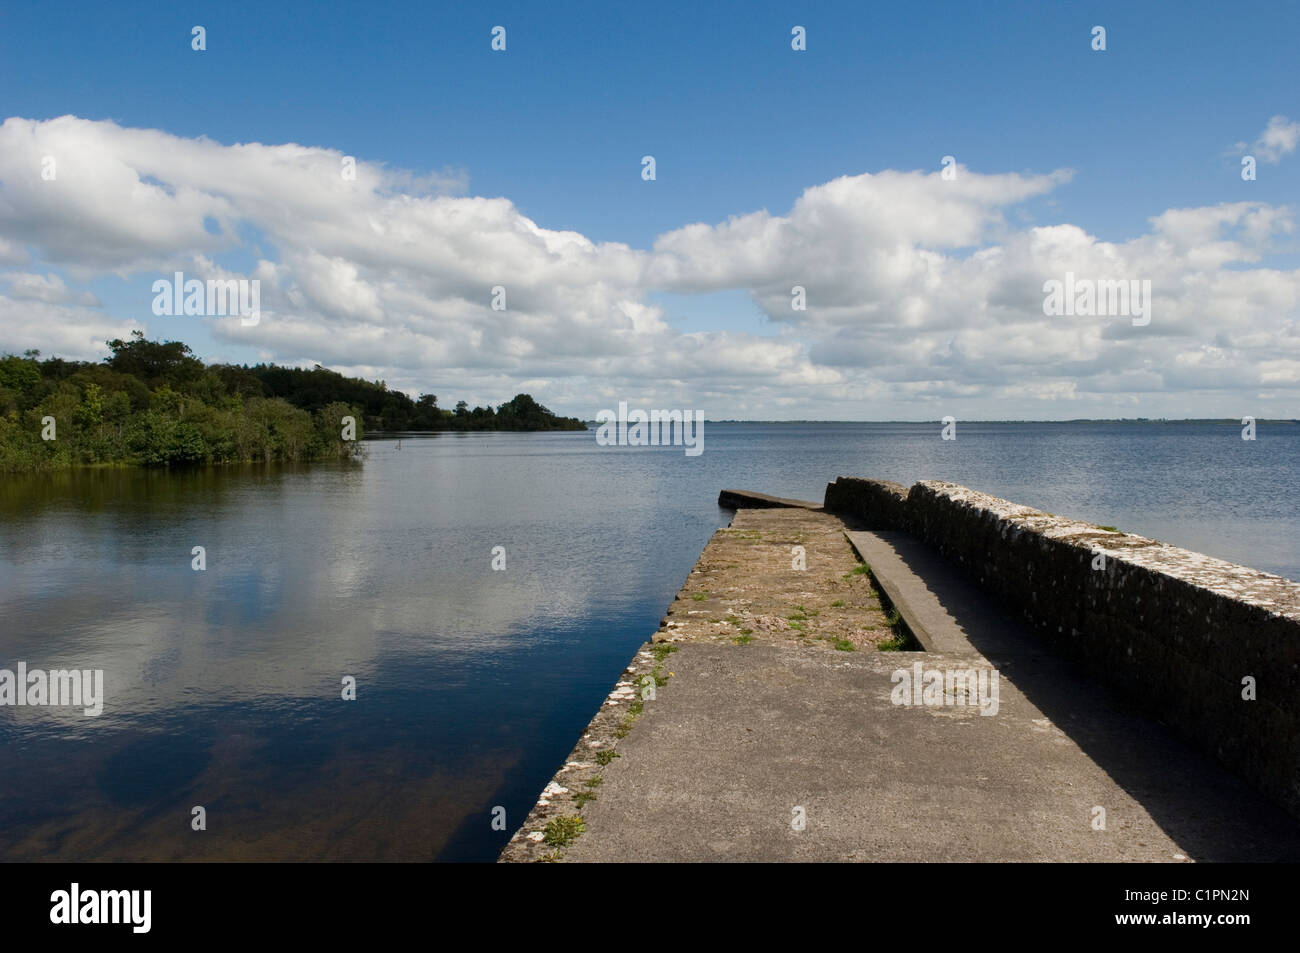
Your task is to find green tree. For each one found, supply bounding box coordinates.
[72,381,104,428]
[104,330,204,389]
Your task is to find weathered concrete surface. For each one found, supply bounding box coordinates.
[500,507,897,861]
[501,504,1300,862]
[656,507,896,649]
[557,640,1300,862]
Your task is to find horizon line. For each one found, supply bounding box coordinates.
[576,417,1298,425]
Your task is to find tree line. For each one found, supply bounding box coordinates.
[251,362,585,432]
[0,333,585,473]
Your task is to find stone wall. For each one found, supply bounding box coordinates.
[823,477,909,529]
[824,477,1300,820]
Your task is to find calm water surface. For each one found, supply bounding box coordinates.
[1,422,1296,860]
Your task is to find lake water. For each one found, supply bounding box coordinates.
[1,421,1296,861]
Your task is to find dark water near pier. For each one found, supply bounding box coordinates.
[1,421,1296,861]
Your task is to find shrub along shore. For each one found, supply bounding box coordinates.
[0,332,586,473]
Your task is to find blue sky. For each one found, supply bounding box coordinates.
[1,0,1298,418]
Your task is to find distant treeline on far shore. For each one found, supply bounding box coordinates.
[0,333,586,473]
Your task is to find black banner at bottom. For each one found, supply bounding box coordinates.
[0,861,1288,940]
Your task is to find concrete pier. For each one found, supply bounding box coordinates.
[499,485,1300,862]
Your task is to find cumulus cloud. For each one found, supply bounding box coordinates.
[0,295,138,359]
[3,271,101,307]
[1233,115,1300,164]
[0,115,1298,418]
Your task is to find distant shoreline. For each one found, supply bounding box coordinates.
[579,418,1298,426]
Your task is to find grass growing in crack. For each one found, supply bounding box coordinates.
[595,750,619,766]
[691,592,708,601]
[876,604,921,651]
[843,563,871,580]
[1096,525,1119,533]
[878,634,915,650]
[733,633,754,644]
[788,620,805,632]
[543,816,586,847]
[832,638,856,652]
[830,600,845,608]
[726,615,742,626]
[840,566,922,652]
[873,605,925,650]
[647,646,675,686]
[572,776,602,805]
[788,611,808,621]
[629,700,644,716]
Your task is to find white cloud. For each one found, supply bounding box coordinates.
[1234,115,1300,164]
[0,116,1298,418]
[3,271,101,306]
[0,296,138,360]
[1256,115,1300,163]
